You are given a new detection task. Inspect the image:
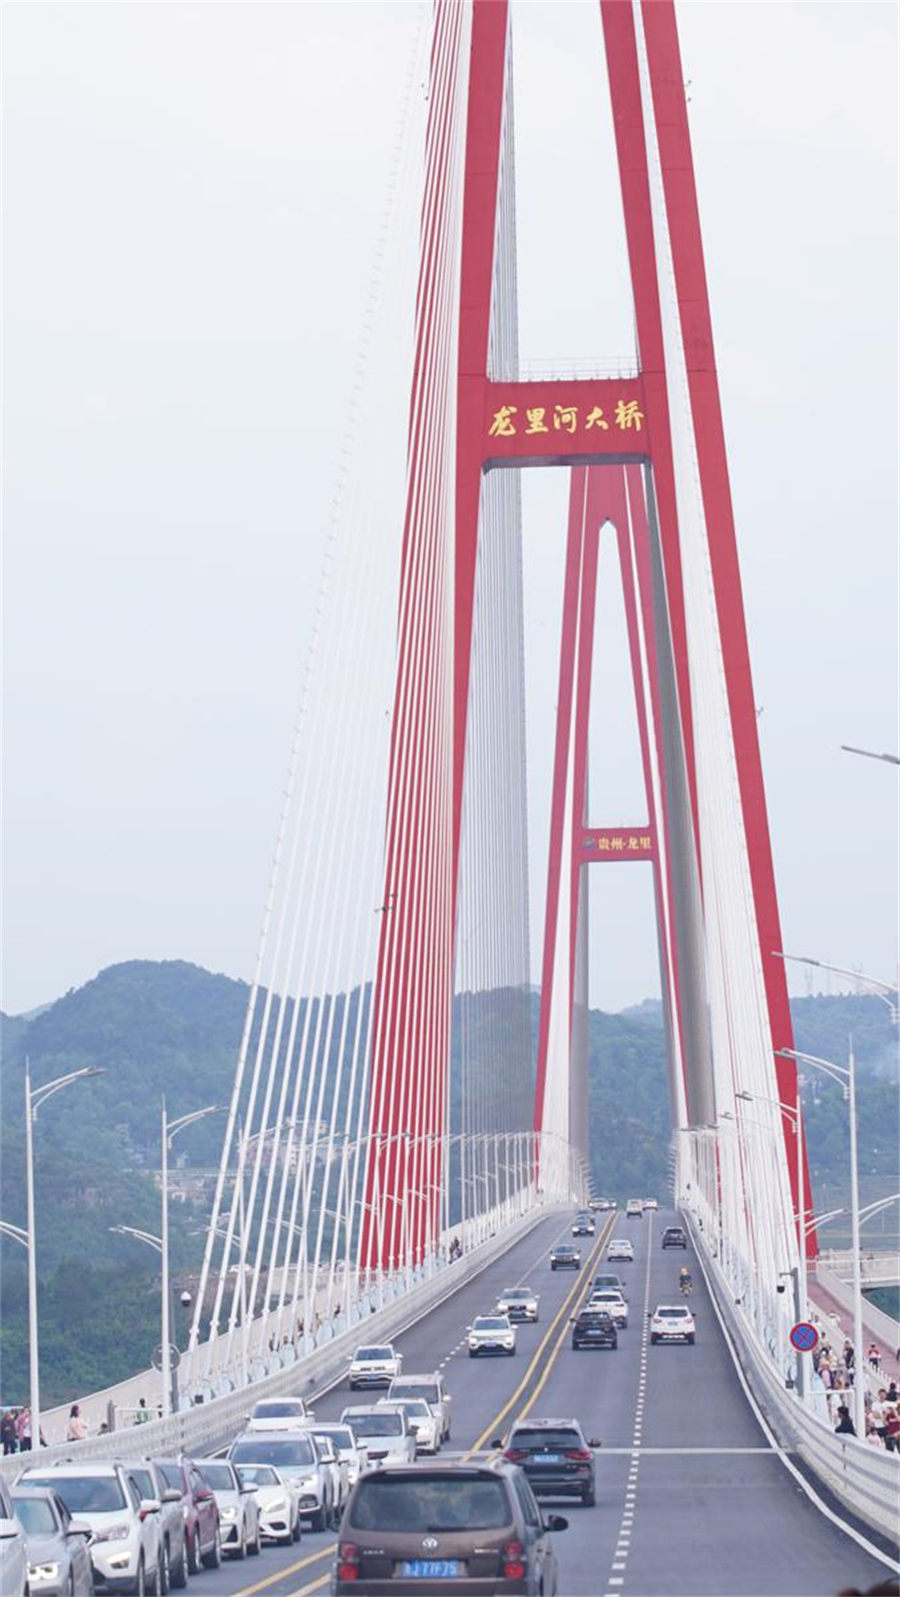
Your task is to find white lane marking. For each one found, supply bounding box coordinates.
[600,1212,655,1595]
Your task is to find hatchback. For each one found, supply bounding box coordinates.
[333,1463,568,1594]
[496,1419,600,1507]
[10,1486,93,1597]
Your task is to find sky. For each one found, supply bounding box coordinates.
[2,0,897,1018]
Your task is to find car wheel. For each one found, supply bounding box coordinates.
[249,1520,261,1556]
[134,1557,146,1597]
[292,1511,302,1542]
[310,1503,328,1533]
[149,1554,162,1597]
[233,1521,247,1560]
[186,1531,201,1578]
[159,1540,170,1595]
[688,1334,695,1345]
[582,1486,596,1507]
[650,1334,658,1345]
[201,1528,221,1571]
[169,1540,187,1591]
[67,1572,75,1597]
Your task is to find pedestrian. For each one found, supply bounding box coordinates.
[66,1404,88,1442]
[868,1343,882,1374]
[843,1338,855,1372]
[883,1407,900,1454]
[134,1397,150,1425]
[16,1407,32,1452]
[98,1422,110,1435]
[0,1410,17,1455]
[834,1404,856,1436]
[886,1379,899,1404]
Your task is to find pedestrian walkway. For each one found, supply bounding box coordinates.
[808,1278,900,1385]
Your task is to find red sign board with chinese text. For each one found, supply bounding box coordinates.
[581,827,655,862]
[483,379,649,466]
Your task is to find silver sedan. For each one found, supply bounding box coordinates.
[11,1487,94,1597]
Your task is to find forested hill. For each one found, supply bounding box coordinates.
[0,960,897,1404]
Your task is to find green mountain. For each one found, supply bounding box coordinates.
[1,961,896,1404]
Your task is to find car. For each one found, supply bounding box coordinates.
[125,1460,189,1588]
[592,1273,627,1298]
[233,1464,302,1545]
[153,1457,222,1575]
[347,1344,403,1389]
[20,1462,165,1596]
[597,1199,616,1211]
[387,1373,453,1442]
[587,1199,603,1211]
[643,1198,659,1210]
[570,1308,618,1351]
[310,1434,345,1524]
[496,1417,601,1507]
[228,1430,333,1532]
[650,1303,696,1344]
[606,1239,634,1262]
[661,1226,687,1248]
[195,1459,262,1560]
[467,1315,516,1357]
[332,1462,568,1595]
[340,1406,416,1467]
[247,1397,311,1431]
[496,1286,540,1322]
[571,1214,595,1237]
[625,1199,643,1217]
[549,1245,580,1270]
[305,1423,369,1491]
[588,1290,628,1327]
[378,1396,440,1454]
[10,1485,93,1597]
[0,1475,27,1597]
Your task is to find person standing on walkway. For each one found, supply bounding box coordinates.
[1,1410,17,1454]
[867,1343,882,1374]
[66,1404,88,1442]
[834,1404,856,1436]
[134,1398,150,1425]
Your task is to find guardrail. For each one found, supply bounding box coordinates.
[2,1203,560,1485]
[817,1250,900,1287]
[815,1262,900,1350]
[686,1215,899,1545]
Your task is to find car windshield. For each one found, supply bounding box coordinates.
[231,1438,315,1467]
[511,1429,582,1451]
[348,1413,402,1437]
[554,1248,574,1255]
[593,1293,622,1303]
[579,1311,612,1323]
[657,1307,689,1318]
[665,1230,684,1239]
[236,1467,279,1487]
[474,1318,507,1330]
[355,1348,393,1361]
[156,1466,184,1494]
[351,1475,509,1532]
[392,1400,431,1418]
[25,1476,126,1514]
[130,1469,154,1500]
[253,1402,304,1419]
[392,1383,439,1403]
[199,1465,235,1491]
[313,1428,354,1452]
[11,1497,57,1535]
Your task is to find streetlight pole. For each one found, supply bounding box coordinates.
[160,1101,223,1417]
[778,1042,864,1440]
[25,1062,104,1450]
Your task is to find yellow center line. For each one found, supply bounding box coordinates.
[466,1214,615,1455]
[231,1541,337,1597]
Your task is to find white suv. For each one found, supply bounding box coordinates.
[467,1315,516,1357]
[347,1344,402,1389]
[247,1398,310,1432]
[0,1477,27,1597]
[650,1303,696,1344]
[386,1372,453,1441]
[20,1462,163,1595]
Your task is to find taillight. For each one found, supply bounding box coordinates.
[502,1539,527,1579]
[337,1541,360,1581]
[564,1448,592,1462]
[503,1448,527,1462]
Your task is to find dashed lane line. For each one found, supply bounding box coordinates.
[601,1211,654,1597]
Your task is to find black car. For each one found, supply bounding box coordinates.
[662,1227,687,1249]
[571,1309,617,1351]
[550,1246,581,1270]
[496,1418,600,1507]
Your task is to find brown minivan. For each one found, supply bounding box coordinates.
[333,1462,567,1594]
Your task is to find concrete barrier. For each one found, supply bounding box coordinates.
[2,1203,561,1485]
[815,1262,900,1351]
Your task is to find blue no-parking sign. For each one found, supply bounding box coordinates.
[789,1321,819,1353]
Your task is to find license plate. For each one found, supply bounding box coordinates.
[532,1452,562,1464]
[400,1560,462,1578]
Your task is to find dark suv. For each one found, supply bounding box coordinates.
[333,1463,568,1594]
[549,1246,580,1271]
[571,1308,617,1351]
[661,1226,687,1249]
[153,1458,221,1575]
[496,1418,600,1507]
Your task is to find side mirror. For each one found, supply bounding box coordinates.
[241,1484,258,1494]
[163,1488,182,1504]
[491,1438,504,1450]
[67,1520,92,1538]
[0,1518,21,1541]
[544,1514,568,1532]
[138,1499,161,1519]
[193,1488,214,1504]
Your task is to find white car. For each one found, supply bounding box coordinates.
[0,1477,28,1597]
[625,1199,643,1217]
[233,1465,302,1545]
[20,1463,163,1596]
[307,1424,366,1500]
[348,1343,403,1389]
[589,1290,628,1327]
[195,1459,261,1559]
[496,1286,540,1322]
[378,1396,439,1453]
[341,1406,416,1466]
[467,1315,516,1357]
[387,1373,453,1441]
[643,1198,659,1210]
[247,1397,311,1431]
[607,1239,635,1263]
[650,1303,696,1344]
[228,1430,334,1533]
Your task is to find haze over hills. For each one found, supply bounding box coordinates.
[0,960,896,1405]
